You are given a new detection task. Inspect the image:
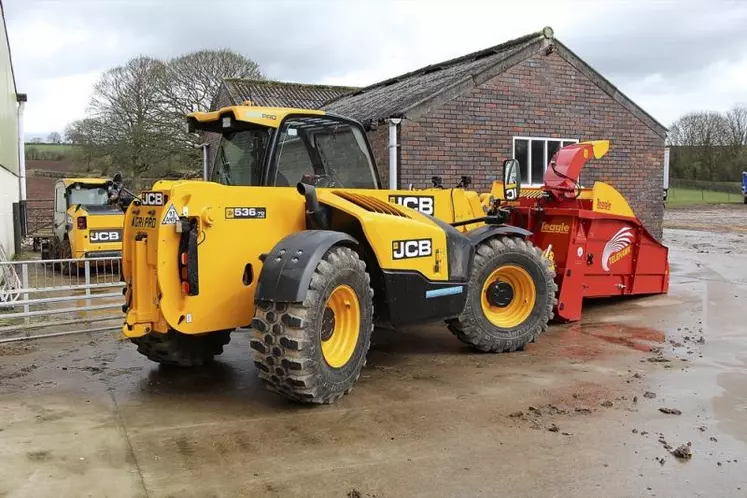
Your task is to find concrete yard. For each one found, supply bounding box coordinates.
[1,205,746,497]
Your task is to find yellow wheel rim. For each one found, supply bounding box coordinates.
[321,284,360,368]
[480,264,536,328]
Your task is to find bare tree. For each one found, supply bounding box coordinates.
[47,131,62,144]
[63,50,264,178]
[156,49,264,151]
[163,49,262,114]
[88,56,172,177]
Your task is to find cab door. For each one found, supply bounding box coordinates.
[53,182,67,242]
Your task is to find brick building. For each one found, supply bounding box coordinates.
[210,28,667,237]
[324,28,667,238]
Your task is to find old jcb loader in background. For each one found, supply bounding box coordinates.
[121,105,557,403]
[39,177,129,273]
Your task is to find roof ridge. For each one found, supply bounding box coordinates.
[223,78,358,91]
[327,30,545,104]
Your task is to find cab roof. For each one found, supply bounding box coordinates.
[59,178,109,187]
[187,103,326,130]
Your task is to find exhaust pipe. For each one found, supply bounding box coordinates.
[297,182,329,230]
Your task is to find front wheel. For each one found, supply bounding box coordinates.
[250,246,374,404]
[448,236,557,352]
[131,329,232,367]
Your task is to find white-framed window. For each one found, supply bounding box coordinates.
[512,136,579,185]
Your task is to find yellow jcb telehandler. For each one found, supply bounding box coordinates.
[121,105,556,403]
[39,177,132,272]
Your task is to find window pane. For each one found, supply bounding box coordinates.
[531,140,544,185]
[547,140,561,163]
[56,187,66,211]
[213,129,271,186]
[315,125,377,188]
[274,130,315,186]
[275,117,377,188]
[514,139,528,185]
[562,140,576,148]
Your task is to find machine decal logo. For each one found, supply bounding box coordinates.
[162,204,180,225]
[602,227,634,271]
[540,222,570,234]
[141,192,165,206]
[225,207,267,219]
[89,229,122,243]
[392,239,432,260]
[388,195,435,215]
[597,199,612,211]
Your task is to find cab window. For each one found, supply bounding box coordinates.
[212,128,272,186]
[55,184,67,212]
[68,186,109,206]
[273,116,378,189]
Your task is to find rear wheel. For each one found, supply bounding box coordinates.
[448,236,557,352]
[250,246,373,404]
[59,239,73,275]
[131,329,232,367]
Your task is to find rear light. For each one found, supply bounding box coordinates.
[177,219,199,296]
[77,216,87,229]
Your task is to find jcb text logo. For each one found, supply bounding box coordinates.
[392,239,432,260]
[141,192,164,206]
[540,222,570,234]
[388,195,435,215]
[90,230,122,243]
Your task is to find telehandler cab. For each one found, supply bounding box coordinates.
[121,104,557,403]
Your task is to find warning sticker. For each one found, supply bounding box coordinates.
[162,204,180,225]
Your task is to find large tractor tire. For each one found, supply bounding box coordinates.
[447,236,557,352]
[59,239,73,275]
[131,329,232,367]
[250,246,374,404]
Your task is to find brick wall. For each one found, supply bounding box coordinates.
[367,125,390,188]
[396,51,665,238]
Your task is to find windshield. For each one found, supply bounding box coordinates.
[274,117,378,189]
[212,128,272,186]
[68,186,109,206]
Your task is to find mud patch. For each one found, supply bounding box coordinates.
[26,450,51,462]
[580,323,665,353]
[7,364,38,379]
[0,343,39,356]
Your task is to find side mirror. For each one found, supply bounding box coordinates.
[112,172,123,184]
[503,159,521,201]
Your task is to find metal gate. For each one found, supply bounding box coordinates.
[0,256,124,343]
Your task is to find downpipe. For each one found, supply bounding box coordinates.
[297,182,330,230]
[387,118,402,190]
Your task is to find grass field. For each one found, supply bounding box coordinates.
[25,143,79,153]
[666,187,744,207]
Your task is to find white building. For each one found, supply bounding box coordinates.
[0,0,23,257]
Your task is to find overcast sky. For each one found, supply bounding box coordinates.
[4,0,747,138]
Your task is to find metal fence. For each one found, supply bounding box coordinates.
[0,256,124,343]
[23,199,54,239]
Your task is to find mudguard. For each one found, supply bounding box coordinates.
[255,230,358,303]
[465,225,533,247]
